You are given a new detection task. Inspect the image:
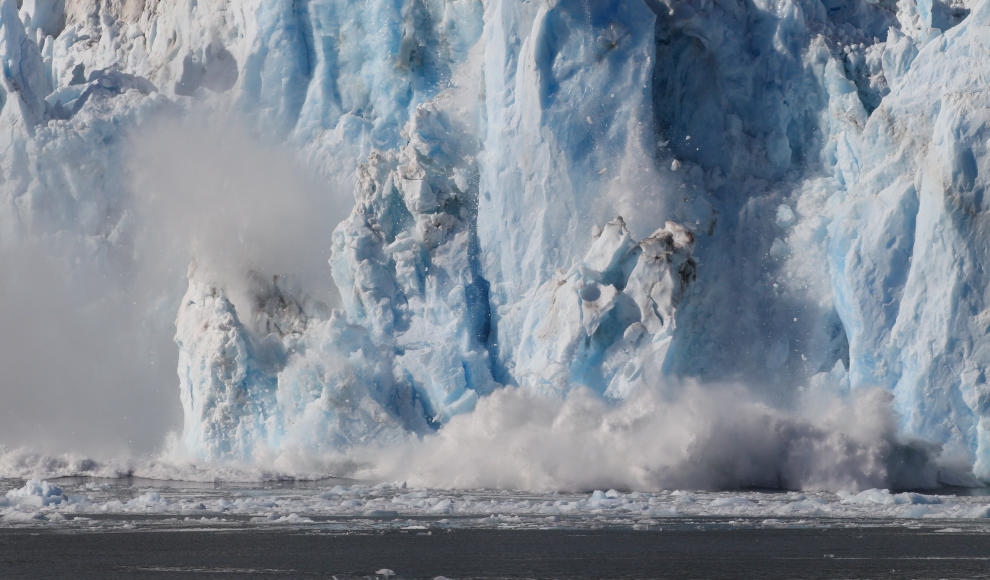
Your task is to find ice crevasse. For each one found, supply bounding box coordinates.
[5,0,990,481]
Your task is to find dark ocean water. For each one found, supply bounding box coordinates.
[4,525,990,580]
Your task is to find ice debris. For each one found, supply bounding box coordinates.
[4,480,990,528]
[3,479,66,507]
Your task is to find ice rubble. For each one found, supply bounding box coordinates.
[7,477,990,528]
[5,0,990,485]
[3,478,66,506]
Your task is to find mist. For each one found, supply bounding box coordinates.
[0,241,179,456]
[357,381,956,492]
[128,112,348,314]
[2,376,963,493]
[0,109,350,457]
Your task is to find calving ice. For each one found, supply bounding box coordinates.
[1,0,990,491]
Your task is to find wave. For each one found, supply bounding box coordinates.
[3,382,980,492]
[376,383,977,492]
[0,443,340,484]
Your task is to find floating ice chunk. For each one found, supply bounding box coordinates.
[128,491,168,506]
[709,497,754,507]
[897,505,931,518]
[1,511,46,523]
[5,479,66,507]
[250,513,314,524]
[960,505,990,519]
[837,489,941,505]
[429,499,453,514]
[778,499,828,515]
[320,487,346,498]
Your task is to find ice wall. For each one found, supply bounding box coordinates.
[6,0,990,484]
[826,0,990,479]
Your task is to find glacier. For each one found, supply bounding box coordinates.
[3,0,990,489]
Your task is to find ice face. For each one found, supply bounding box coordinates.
[512,218,697,399]
[6,0,990,486]
[475,0,664,370]
[824,1,990,479]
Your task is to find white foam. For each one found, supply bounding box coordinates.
[1,381,971,494]
[369,383,952,492]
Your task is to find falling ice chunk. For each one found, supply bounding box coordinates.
[776,204,796,228]
[769,238,790,259]
[598,168,607,175]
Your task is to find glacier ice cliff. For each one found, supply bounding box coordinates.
[4,0,990,487]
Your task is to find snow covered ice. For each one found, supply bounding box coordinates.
[6,0,990,498]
